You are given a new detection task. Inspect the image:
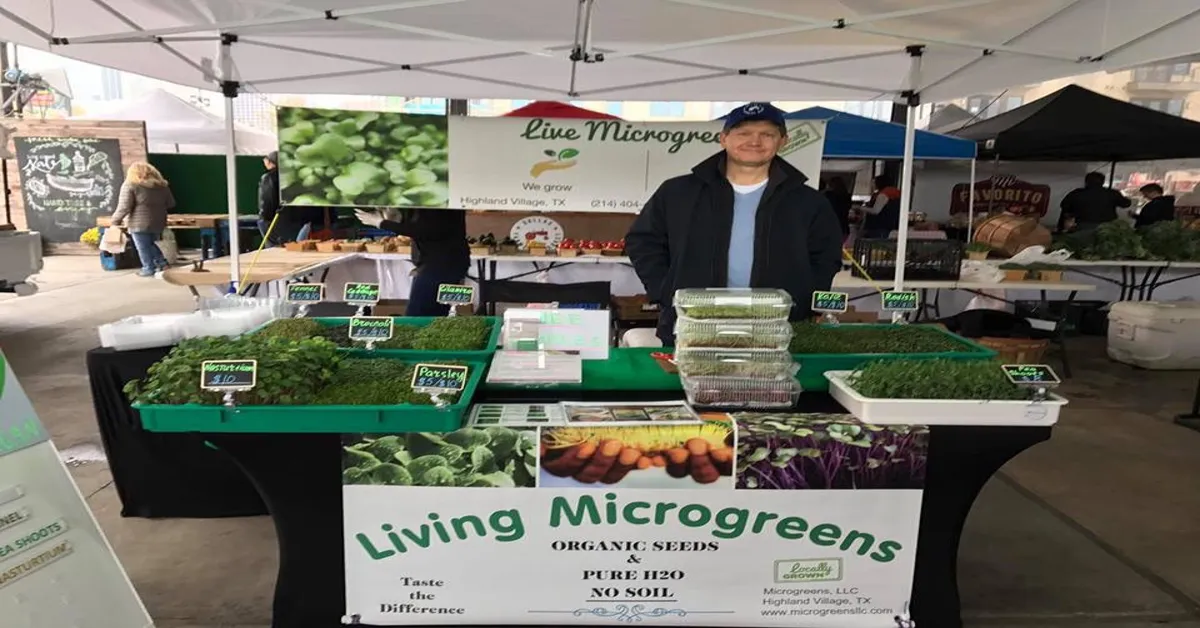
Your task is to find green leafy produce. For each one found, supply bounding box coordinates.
[1052,220,1149,260]
[123,335,341,405]
[680,305,786,319]
[255,318,325,341]
[311,358,469,405]
[341,427,538,487]
[277,106,449,207]
[675,352,797,378]
[788,323,968,354]
[1140,220,1200,261]
[412,317,491,351]
[965,242,991,253]
[847,359,1033,400]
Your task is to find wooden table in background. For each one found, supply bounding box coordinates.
[97,213,260,259]
[160,249,348,294]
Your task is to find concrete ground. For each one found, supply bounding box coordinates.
[2,255,1200,628]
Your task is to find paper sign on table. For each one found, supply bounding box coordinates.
[503,308,611,360]
[199,360,257,391]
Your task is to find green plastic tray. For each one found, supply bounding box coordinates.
[135,359,487,434]
[791,324,998,392]
[248,315,502,362]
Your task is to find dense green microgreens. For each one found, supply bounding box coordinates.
[846,359,1034,400]
[787,323,969,354]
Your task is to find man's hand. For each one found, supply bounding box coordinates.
[355,209,384,227]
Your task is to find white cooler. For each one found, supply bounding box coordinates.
[1107,301,1200,370]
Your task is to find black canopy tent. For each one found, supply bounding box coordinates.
[949,84,1200,162]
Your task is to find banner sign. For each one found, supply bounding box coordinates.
[276,106,826,214]
[342,413,926,626]
[950,175,1051,217]
[14,136,123,242]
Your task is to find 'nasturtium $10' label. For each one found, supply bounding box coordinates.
[199,360,257,391]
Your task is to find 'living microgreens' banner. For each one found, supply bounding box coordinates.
[342,413,927,626]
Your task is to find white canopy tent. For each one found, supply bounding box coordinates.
[72,88,277,155]
[5,0,1200,288]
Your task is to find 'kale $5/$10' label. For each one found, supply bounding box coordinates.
[349,317,394,341]
[811,290,848,313]
[343,282,381,304]
[410,364,469,393]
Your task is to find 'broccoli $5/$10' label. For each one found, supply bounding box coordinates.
[348,317,394,341]
[410,363,469,393]
[199,360,257,391]
[343,282,380,305]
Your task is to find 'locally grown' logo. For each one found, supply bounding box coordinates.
[530,148,579,178]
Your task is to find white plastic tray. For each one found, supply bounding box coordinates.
[824,370,1067,427]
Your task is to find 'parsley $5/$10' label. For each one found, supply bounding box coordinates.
[436,283,475,305]
[199,360,257,391]
[410,364,469,393]
[349,317,394,341]
[343,282,381,304]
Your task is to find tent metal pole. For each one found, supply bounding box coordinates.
[219,36,241,289]
[967,158,976,241]
[892,46,923,304]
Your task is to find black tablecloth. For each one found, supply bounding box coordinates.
[87,347,267,518]
[202,389,1051,628]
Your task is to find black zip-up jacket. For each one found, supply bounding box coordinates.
[258,169,280,223]
[1134,195,1175,229]
[625,152,844,345]
[1058,184,1131,228]
[379,208,469,273]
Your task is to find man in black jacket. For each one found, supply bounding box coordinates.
[1134,183,1175,229]
[356,207,469,316]
[258,151,324,244]
[1057,171,1131,232]
[625,102,844,346]
[257,151,281,242]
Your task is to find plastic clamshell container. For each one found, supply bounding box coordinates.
[673,288,793,320]
[791,323,997,392]
[179,308,274,339]
[134,360,486,434]
[674,348,798,380]
[98,313,192,350]
[674,317,793,350]
[682,375,801,409]
[247,316,502,362]
[825,370,1067,427]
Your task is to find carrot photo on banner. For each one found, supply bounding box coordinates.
[539,423,734,490]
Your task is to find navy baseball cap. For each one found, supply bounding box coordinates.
[723,102,788,135]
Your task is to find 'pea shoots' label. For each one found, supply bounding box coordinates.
[436,283,476,305]
[200,360,257,391]
[1001,364,1060,386]
[344,282,381,305]
[811,290,849,313]
[349,317,394,342]
[411,364,469,394]
[286,282,325,303]
[880,290,920,312]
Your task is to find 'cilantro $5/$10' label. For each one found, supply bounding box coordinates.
[348,317,394,341]
[410,364,469,393]
[343,282,381,305]
[436,283,475,305]
[199,360,257,391]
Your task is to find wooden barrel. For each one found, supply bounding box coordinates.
[972,213,1051,256]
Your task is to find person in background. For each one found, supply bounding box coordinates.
[111,161,175,277]
[257,151,324,244]
[625,101,844,346]
[1057,171,1130,232]
[355,207,469,316]
[257,151,281,243]
[1133,183,1175,229]
[822,176,853,239]
[860,174,901,238]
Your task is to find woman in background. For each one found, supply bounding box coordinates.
[111,162,175,277]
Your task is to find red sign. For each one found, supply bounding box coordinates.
[950,175,1051,217]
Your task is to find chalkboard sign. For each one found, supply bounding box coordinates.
[343,282,381,305]
[411,364,470,394]
[880,290,920,312]
[811,290,849,313]
[1001,364,1060,386]
[286,282,325,303]
[14,137,123,242]
[436,283,475,305]
[348,317,394,342]
[199,360,257,391]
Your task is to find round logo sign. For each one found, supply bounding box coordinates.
[743,103,764,115]
[510,216,565,248]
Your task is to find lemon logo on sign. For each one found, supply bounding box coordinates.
[530,148,580,178]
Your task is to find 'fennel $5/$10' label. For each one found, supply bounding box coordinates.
[343,282,381,305]
[286,282,325,303]
[199,360,257,391]
[410,364,469,394]
[348,317,394,342]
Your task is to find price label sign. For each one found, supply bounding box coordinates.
[411,363,470,395]
[1001,364,1061,386]
[348,317,394,342]
[286,282,325,303]
[343,282,381,305]
[199,360,257,391]
[436,283,476,305]
[880,290,920,312]
[811,290,849,313]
